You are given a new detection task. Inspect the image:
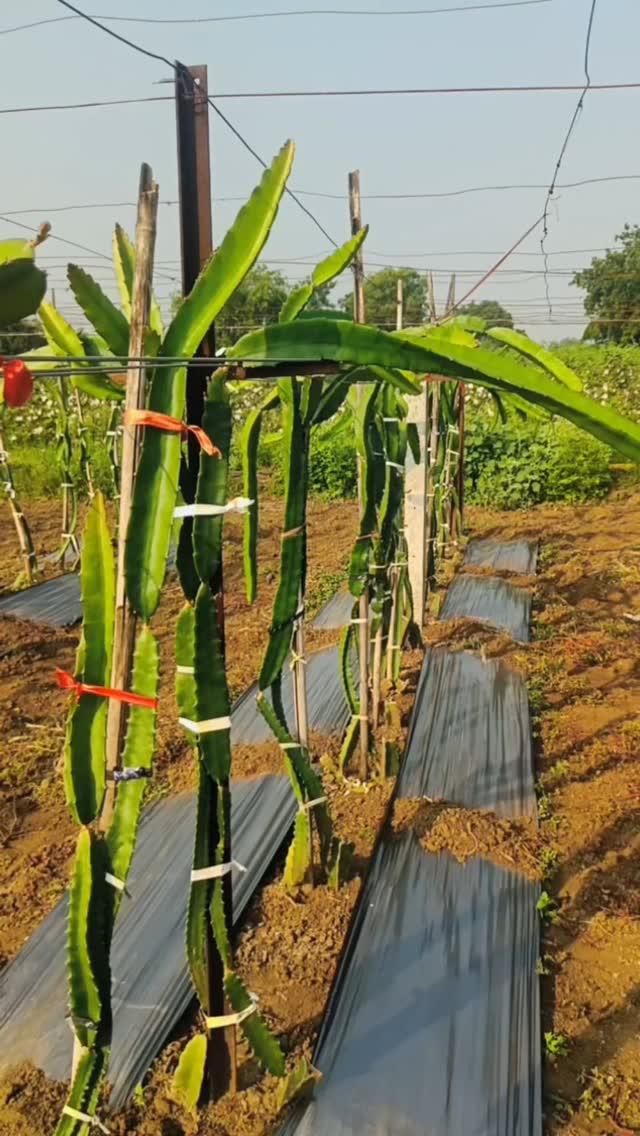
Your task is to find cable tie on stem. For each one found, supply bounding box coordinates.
[105,872,130,896]
[191,860,247,882]
[281,523,305,540]
[173,497,253,519]
[179,715,231,735]
[205,996,258,1030]
[124,408,221,457]
[55,669,158,710]
[299,795,327,813]
[62,1107,109,1134]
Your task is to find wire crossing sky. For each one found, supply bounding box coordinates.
[3,0,640,340]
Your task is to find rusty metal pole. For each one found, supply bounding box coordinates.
[175,63,236,1100]
[348,171,370,778]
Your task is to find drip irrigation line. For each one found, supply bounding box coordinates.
[540,0,598,319]
[1,1,553,35]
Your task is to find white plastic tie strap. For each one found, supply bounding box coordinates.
[105,872,130,896]
[350,616,368,624]
[62,1107,109,1134]
[299,795,327,813]
[385,460,404,471]
[174,496,253,519]
[179,715,231,735]
[352,714,368,721]
[205,997,258,1030]
[191,860,247,883]
[176,664,195,675]
[279,740,301,749]
[382,416,400,423]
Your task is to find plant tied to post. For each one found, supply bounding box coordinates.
[9,136,636,1134]
[242,230,371,888]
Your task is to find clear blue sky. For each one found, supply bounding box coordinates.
[3,0,639,342]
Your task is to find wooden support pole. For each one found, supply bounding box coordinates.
[100,165,158,833]
[395,275,404,332]
[0,430,37,583]
[386,278,403,677]
[425,383,441,595]
[348,170,370,778]
[175,63,236,1099]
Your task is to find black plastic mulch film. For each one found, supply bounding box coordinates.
[0,597,352,1107]
[280,538,542,1136]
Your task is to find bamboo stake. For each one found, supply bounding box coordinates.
[100,164,159,833]
[395,275,404,332]
[0,428,37,583]
[349,170,370,778]
[386,276,404,677]
[425,383,441,595]
[74,387,95,499]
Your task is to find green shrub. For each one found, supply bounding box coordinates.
[268,427,357,500]
[554,342,640,417]
[308,431,357,499]
[466,418,614,510]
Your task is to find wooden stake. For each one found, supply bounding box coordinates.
[427,271,437,324]
[100,164,159,833]
[395,275,404,332]
[425,383,441,596]
[348,171,370,779]
[74,387,95,499]
[0,429,37,583]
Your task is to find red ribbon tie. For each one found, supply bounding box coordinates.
[124,408,220,457]
[56,668,158,710]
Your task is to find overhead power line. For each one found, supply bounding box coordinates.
[54,0,339,249]
[4,173,640,213]
[0,95,173,115]
[0,1,553,35]
[3,82,640,116]
[540,0,598,318]
[9,0,559,35]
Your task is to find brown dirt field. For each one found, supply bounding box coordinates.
[467,489,640,1135]
[0,491,424,1136]
[392,796,542,880]
[0,497,357,965]
[6,485,640,1134]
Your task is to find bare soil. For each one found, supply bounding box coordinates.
[392,796,542,880]
[0,492,424,1136]
[467,489,640,1135]
[5,486,640,1134]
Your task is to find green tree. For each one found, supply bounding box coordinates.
[573,224,640,343]
[172,265,336,346]
[216,264,290,344]
[339,268,426,328]
[458,299,514,327]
